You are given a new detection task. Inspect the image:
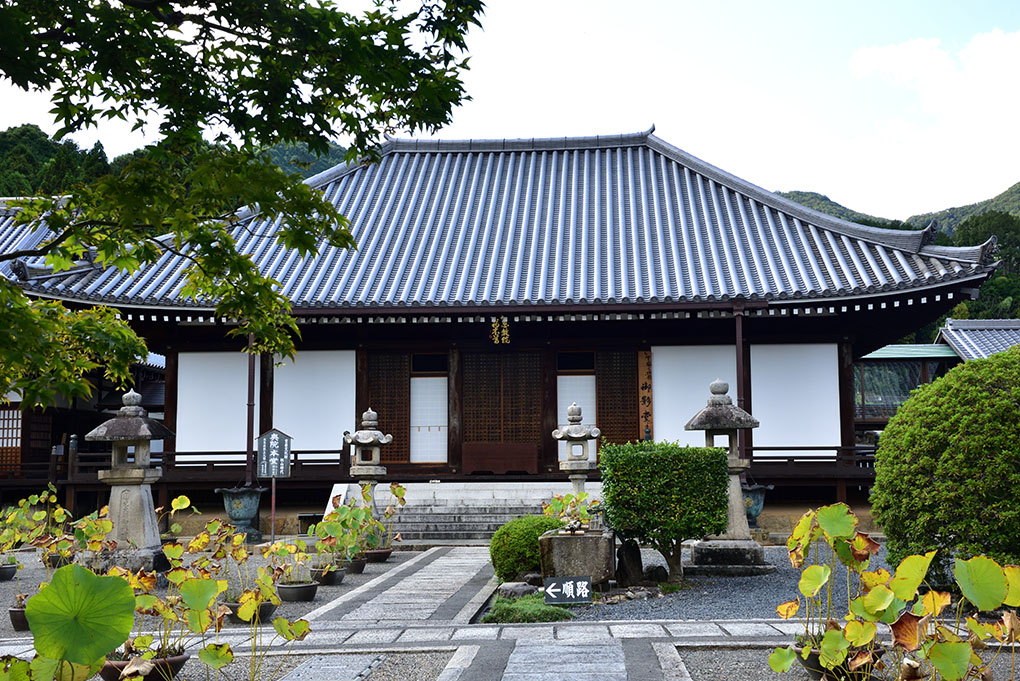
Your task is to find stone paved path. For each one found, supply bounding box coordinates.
[0,546,823,680]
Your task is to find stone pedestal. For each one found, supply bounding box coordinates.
[96,466,165,571]
[560,460,595,496]
[688,456,775,576]
[539,529,615,586]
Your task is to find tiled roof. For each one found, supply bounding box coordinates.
[860,344,961,360]
[936,319,1020,360]
[6,129,998,311]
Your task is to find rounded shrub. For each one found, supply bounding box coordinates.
[871,345,1020,583]
[489,515,563,582]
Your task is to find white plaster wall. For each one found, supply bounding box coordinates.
[750,344,840,453]
[651,346,736,446]
[273,351,356,459]
[176,352,256,454]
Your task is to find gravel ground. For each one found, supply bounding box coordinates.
[368,651,454,681]
[570,545,895,621]
[680,647,1020,681]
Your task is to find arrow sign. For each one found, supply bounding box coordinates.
[544,576,593,605]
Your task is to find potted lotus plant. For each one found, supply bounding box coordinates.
[264,538,318,602]
[769,503,1020,681]
[364,482,406,562]
[542,491,600,534]
[308,507,359,585]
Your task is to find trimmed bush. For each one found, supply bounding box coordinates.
[600,441,728,582]
[481,594,574,623]
[872,345,1020,583]
[489,515,563,582]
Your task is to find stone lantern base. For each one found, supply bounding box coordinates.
[97,466,166,572]
[686,461,776,576]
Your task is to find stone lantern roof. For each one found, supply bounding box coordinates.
[344,408,393,447]
[86,389,175,442]
[552,403,601,442]
[685,379,759,432]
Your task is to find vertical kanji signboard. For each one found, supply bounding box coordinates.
[257,429,292,479]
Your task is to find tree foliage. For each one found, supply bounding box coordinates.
[0,0,483,406]
[599,442,728,582]
[871,345,1020,584]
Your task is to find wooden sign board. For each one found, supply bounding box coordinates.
[257,429,292,478]
[543,576,593,605]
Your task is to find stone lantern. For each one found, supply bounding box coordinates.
[684,379,774,575]
[344,408,392,508]
[86,389,174,571]
[552,402,601,495]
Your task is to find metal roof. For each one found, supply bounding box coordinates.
[935,319,1020,360]
[7,129,998,311]
[859,344,961,360]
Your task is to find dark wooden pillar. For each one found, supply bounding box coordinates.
[448,348,462,473]
[259,353,274,435]
[540,349,558,474]
[734,309,753,460]
[163,351,178,454]
[836,339,856,503]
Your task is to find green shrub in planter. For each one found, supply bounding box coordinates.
[600,441,728,582]
[489,515,563,582]
[872,345,1020,584]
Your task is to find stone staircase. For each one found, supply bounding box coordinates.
[323,481,603,545]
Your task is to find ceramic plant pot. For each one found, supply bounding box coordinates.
[793,646,885,681]
[345,557,367,574]
[214,487,266,544]
[311,566,346,586]
[365,548,392,563]
[8,607,29,631]
[100,653,190,681]
[221,600,279,625]
[0,563,17,581]
[277,581,318,602]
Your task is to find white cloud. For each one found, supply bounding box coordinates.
[834,29,1020,217]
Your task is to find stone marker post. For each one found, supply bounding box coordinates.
[344,408,392,513]
[684,379,775,576]
[552,402,601,495]
[86,390,174,571]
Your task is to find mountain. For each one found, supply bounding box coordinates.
[905,182,1020,234]
[777,182,1020,235]
[774,191,894,227]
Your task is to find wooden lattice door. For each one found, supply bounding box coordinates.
[365,353,410,464]
[0,407,21,474]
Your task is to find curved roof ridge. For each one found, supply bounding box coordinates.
[381,125,656,155]
[643,134,937,254]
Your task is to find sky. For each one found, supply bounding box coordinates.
[3,0,1020,220]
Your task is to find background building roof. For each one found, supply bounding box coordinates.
[6,130,998,312]
[935,318,1020,360]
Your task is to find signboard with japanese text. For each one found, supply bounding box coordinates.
[257,429,292,478]
[543,576,593,605]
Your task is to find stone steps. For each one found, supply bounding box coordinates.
[326,481,603,543]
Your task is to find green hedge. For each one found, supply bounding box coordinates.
[489,515,563,582]
[871,345,1020,583]
[600,441,728,581]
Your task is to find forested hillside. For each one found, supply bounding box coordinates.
[0,125,346,197]
[777,184,1020,235]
